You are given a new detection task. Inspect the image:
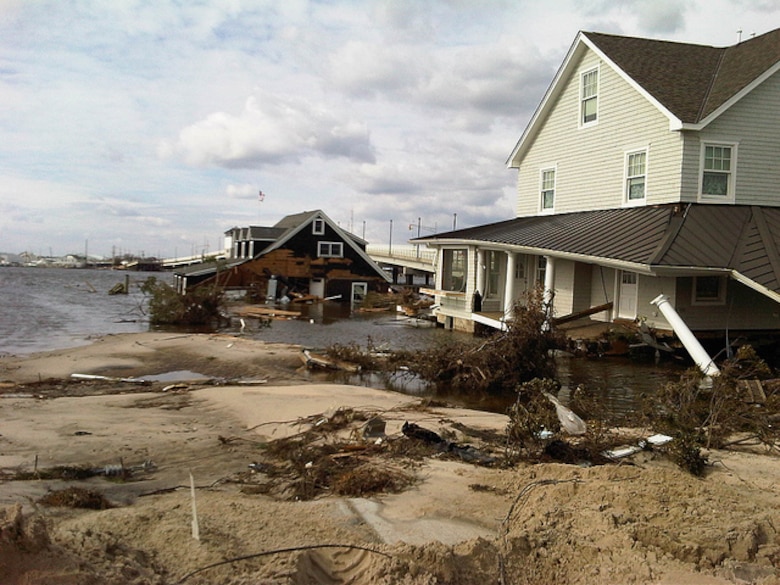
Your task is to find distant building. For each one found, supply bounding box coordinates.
[174,210,391,303]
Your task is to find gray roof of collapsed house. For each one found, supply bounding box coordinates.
[414,204,780,296]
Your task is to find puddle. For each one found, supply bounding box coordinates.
[139,370,210,382]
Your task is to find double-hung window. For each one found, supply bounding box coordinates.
[625,150,647,203]
[540,168,556,212]
[701,143,736,201]
[312,218,325,235]
[318,242,343,258]
[580,68,598,126]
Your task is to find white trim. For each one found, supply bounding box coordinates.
[623,147,648,206]
[579,65,600,128]
[317,241,344,258]
[539,165,557,213]
[698,140,738,203]
[686,60,780,130]
[312,218,325,235]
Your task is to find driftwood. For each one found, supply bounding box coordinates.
[301,349,361,373]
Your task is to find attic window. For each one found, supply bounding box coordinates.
[312,218,325,235]
[580,68,599,126]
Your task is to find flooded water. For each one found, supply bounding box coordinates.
[0,267,164,355]
[0,266,685,416]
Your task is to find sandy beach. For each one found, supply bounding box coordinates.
[1,332,779,584]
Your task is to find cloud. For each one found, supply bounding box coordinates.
[225,183,258,199]
[636,0,689,34]
[160,92,376,168]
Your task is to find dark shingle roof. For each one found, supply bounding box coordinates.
[584,28,780,123]
[426,205,676,264]
[418,205,780,296]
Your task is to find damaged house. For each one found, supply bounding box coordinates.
[174,210,391,303]
[415,28,780,353]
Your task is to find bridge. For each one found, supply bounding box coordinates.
[366,244,436,286]
[160,252,228,269]
[159,245,437,286]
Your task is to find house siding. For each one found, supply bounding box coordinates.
[516,50,684,217]
[681,69,780,206]
[552,259,576,317]
[674,278,780,331]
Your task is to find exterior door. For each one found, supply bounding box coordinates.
[310,278,325,298]
[351,282,367,305]
[618,271,638,319]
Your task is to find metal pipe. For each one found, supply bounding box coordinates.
[650,294,719,377]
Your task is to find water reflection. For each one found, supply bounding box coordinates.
[0,267,691,420]
[556,353,686,417]
[257,302,689,419]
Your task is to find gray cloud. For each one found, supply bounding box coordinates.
[162,92,376,168]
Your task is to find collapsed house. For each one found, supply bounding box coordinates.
[173,210,391,303]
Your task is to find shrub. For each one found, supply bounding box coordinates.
[140,277,225,325]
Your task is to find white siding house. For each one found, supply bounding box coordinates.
[417,28,780,347]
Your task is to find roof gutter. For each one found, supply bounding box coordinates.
[415,238,656,275]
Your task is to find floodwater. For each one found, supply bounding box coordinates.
[0,266,685,416]
[0,266,164,355]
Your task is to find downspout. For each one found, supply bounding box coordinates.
[651,294,720,378]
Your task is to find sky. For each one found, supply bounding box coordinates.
[1,0,778,259]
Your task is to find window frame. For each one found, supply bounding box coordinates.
[539,166,556,213]
[699,141,737,203]
[485,250,502,298]
[624,148,648,205]
[442,248,467,292]
[317,241,343,258]
[536,256,547,286]
[312,218,325,235]
[579,66,599,127]
[692,275,727,306]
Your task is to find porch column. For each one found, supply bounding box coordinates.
[476,248,485,297]
[505,251,517,316]
[544,255,555,309]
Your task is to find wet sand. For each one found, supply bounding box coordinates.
[1,333,779,585]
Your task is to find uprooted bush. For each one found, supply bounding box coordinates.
[642,345,779,475]
[506,378,561,457]
[387,288,566,395]
[140,276,226,325]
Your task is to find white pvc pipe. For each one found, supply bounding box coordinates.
[651,294,720,377]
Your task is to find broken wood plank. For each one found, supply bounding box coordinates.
[551,302,614,325]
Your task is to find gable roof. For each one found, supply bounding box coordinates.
[584,29,780,124]
[414,204,780,303]
[261,210,391,282]
[508,28,780,167]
